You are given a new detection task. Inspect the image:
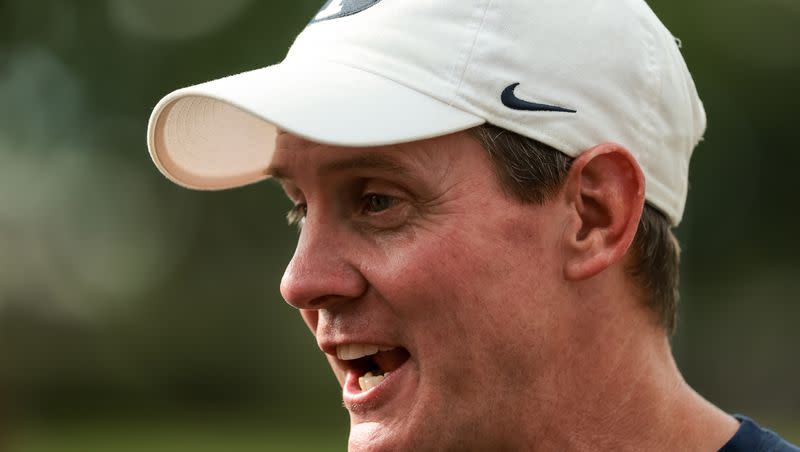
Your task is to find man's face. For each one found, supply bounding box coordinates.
[272,131,571,450]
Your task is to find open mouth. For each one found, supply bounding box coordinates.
[337,344,411,392]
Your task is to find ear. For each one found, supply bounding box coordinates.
[562,143,645,281]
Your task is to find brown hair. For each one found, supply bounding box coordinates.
[469,124,679,334]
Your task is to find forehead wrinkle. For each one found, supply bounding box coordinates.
[267,150,413,182]
[268,133,456,183]
[319,152,410,177]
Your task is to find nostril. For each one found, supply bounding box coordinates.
[306,294,348,309]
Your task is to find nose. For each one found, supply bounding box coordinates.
[280,221,367,310]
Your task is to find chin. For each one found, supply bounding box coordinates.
[346,411,471,452]
[348,421,408,452]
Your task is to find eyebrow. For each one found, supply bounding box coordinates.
[266,153,411,181]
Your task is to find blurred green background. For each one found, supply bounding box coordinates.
[0,0,798,450]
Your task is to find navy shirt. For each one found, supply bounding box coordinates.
[719,416,800,452]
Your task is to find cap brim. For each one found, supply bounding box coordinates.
[147,59,485,190]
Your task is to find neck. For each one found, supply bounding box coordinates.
[510,290,739,451]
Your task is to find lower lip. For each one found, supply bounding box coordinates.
[343,359,412,412]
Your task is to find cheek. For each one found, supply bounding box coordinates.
[403,218,557,308]
[367,216,562,368]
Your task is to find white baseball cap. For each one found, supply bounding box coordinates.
[147,0,705,225]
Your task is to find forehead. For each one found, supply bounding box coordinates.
[267,131,474,183]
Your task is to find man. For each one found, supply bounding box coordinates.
[146,0,799,450]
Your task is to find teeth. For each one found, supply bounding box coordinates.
[337,344,378,360]
[358,372,385,391]
[337,344,394,360]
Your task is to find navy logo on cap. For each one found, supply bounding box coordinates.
[501,83,577,113]
[311,0,383,23]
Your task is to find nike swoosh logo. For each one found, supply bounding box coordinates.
[501,83,576,113]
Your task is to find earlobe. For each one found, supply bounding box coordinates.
[562,143,645,281]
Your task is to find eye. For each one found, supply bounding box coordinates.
[363,194,396,213]
[286,203,307,227]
